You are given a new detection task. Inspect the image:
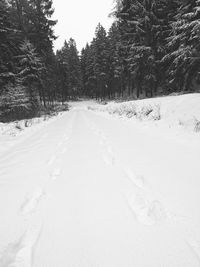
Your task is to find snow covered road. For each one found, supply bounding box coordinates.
[0,101,200,266]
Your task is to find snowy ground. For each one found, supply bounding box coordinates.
[0,113,65,156]
[89,93,200,133]
[0,96,200,266]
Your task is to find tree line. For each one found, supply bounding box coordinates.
[78,0,200,99]
[1,0,200,121]
[0,0,62,121]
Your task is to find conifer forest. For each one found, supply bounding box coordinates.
[1,1,200,266]
[1,0,200,121]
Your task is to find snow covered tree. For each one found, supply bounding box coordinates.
[117,0,169,97]
[0,0,11,73]
[0,0,18,89]
[81,44,89,96]
[112,0,183,97]
[0,82,31,121]
[8,0,58,103]
[107,22,124,98]
[56,47,70,102]
[67,38,82,98]
[114,0,132,97]
[24,0,57,58]
[80,24,110,100]
[93,23,109,99]
[163,0,200,91]
[81,41,96,98]
[56,39,82,99]
[17,39,44,110]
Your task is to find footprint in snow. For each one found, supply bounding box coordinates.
[104,156,115,166]
[123,166,145,189]
[0,223,42,267]
[20,188,44,215]
[64,136,70,142]
[127,194,167,226]
[60,147,67,155]
[187,239,200,262]
[51,168,61,180]
[47,155,57,166]
[99,139,105,146]
[57,140,63,148]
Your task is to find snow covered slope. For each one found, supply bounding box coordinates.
[0,99,200,266]
[89,93,200,133]
[0,113,65,156]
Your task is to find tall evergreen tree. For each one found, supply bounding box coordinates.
[164,0,200,91]
[117,0,170,97]
[17,39,44,108]
[81,41,96,98]
[93,23,109,99]
[107,22,123,98]
[57,38,82,99]
[68,38,82,97]
[0,0,17,85]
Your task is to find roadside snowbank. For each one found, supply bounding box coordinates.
[0,112,67,155]
[88,93,200,133]
[0,116,51,137]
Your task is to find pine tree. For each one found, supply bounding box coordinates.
[115,0,175,98]
[0,82,31,122]
[57,39,82,99]
[67,38,82,98]
[0,0,10,74]
[164,0,200,91]
[25,0,57,58]
[93,23,109,99]
[56,47,70,102]
[82,41,96,98]
[0,0,17,87]
[107,22,123,98]
[80,44,89,96]
[17,39,44,110]
[115,0,133,97]
[10,0,58,103]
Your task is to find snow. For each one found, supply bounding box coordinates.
[88,93,200,132]
[0,95,200,266]
[0,113,65,156]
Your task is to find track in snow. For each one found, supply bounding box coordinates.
[0,101,200,267]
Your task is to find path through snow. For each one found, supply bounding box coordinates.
[0,101,200,266]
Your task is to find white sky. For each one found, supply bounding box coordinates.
[53,0,115,52]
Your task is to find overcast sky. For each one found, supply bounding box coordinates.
[53,0,115,52]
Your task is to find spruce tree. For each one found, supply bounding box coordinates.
[0,0,17,85]
[107,22,123,98]
[67,38,82,98]
[164,0,200,91]
[115,0,175,97]
[17,39,44,111]
[82,41,96,98]
[93,23,109,100]
[57,39,82,99]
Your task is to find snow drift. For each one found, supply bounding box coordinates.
[88,93,200,133]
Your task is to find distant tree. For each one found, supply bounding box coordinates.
[93,23,109,99]
[67,38,82,98]
[80,44,89,96]
[56,47,70,102]
[57,38,82,99]
[107,22,123,98]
